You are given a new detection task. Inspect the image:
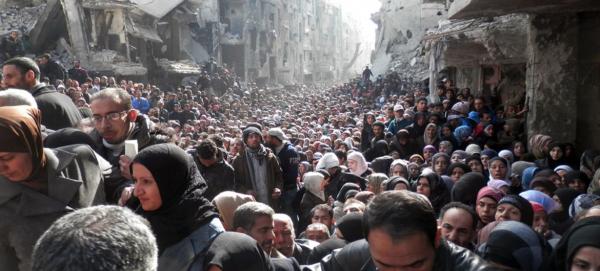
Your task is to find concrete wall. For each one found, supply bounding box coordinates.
[371,0,447,76]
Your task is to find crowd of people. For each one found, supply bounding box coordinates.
[1,55,600,271]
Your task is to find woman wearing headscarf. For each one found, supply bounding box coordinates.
[549,188,581,235]
[417,123,440,152]
[451,172,486,207]
[364,139,388,162]
[495,194,534,226]
[360,113,375,152]
[0,106,106,270]
[346,152,369,177]
[130,143,223,270]
[366,173,388,194]
[453,125,473,150]
[447,162,471,183]
[204,231,274,271]
[414,172,450,215]
[478,221,551,271]
[212,191,255,231]
[475,187,505,230]
[536,142,566,170]
[300,172,327,227]
[552,216,600,271]
[383,176,411,191]
[529,134,554,160]
[564,171,590,194]
[580,150,600,179]
[431,152,451,176]
[388,129,417,160]
[389,159,409,178]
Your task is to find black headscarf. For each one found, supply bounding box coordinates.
[384,176,410,191]
[451,172,486,206]
[415,172,450,214]
[552,216,600,270]
[131,143,218,252]
[336,212,364,242]
[549,188,581,234]
[498,194,534,226]
[204,232,273,271]
[336,183,361,202]
[0,106,46,180]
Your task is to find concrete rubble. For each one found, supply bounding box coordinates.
[0,4,46,36]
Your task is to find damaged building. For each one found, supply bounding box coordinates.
[371,0,600,150]
[15,0,364,87]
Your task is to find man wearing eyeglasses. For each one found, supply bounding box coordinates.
[89,87,160,204]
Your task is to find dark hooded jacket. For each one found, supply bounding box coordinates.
[31,83,82,130]
[190,148,235,201]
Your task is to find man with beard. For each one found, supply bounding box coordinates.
[89,88,161,203]
[233,125,283,209]
[67,60,89,85]
[36,53,66,83]
[266,128,300,224]
[2,57,82,130]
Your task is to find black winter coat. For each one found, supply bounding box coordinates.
[31,84,82,130]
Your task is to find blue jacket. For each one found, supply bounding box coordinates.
[132,97,150,114]
[275,142,301,189]
[158,217,224,271]
[387,118,412,135]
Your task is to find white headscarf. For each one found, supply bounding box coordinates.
[347,151,369,177]
[303,172,325,201]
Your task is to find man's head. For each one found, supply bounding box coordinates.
[372,122,385,137]
[73,60,81,68]
[439,202,477,249]
[37,54,50,65]
[0,88,37,107]
[196,140,219,167]
[2,57,40,90]
[233,202,275,254]
[305,223,330,243]
[311,204,333,229]
[32,206,158,271]
[242,126,262,149]
[364,191,439,271]
[90,88,136,144]
[265,128,286,148]
[273,213,296,257]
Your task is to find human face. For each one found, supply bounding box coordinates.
[132,163,162,211]
[391,165,406,177]
[434,157,448,175]
[495,203,521,222]
[476,197,498,224]
[343,203,364,214]
[373,125,383,137]
[90,98,130,144]
[347,159,358,172]
[311,209,332,228]
[571,246,600,271]
[416,177,431,198]
[570,179,588,193]
[425,125,436,138]
[550,146,563,161]
[0,152,33,182]
[417,100,427,112]
[532,211,548,235]
[246,133,262,149]
[423,149,435,161]
[2,64,34,89]
[368,229,436,271]
[273,218,295,257]
[513,142,525,156]
[480,155,491,170]
[244,215,275,254]
[450,167,465,183]
[468,160,483,173]
[490,160,507,180]
[440,208,474,248]
[474,99,484,111]
[306,229,329,243]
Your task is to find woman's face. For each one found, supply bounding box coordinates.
[481,155,491,170]
[468,160,483,173]
[495,203,522,222]
[434,157,449,175]
[569,179,588,193]
[391,165,406,177]
[367,115,375,125]
[450,167,465,183]
[477,197,497,224]
[423,149,435,160]
[416,177,431,197]
[442,126,452,137]
[347,159,358,172]
[425,125,436,138]
[451,154,462,163]
[550,146,563,161]
[0,152,33,182]
[571,246,600,271]
[132,163,163,211]
[394,182,409,191]
[513,142,525,156]
[490,160,507,180]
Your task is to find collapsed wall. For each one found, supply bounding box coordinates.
[371,0,446,81]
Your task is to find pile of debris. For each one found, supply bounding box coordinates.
[0,4,46,36]
[157,58,202,75]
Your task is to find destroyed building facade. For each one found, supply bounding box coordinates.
[371,0,600,151]
[8,0,364,86]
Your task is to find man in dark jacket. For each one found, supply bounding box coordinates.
[266,128,300,223]
[321,191,492,271]
[89,87,162,203]
[67,60,89,84]
[273,213,319,265]
[190,139,235,200]
[2,30,25,60]
[37,54,66,83]
[2,57,82,130]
